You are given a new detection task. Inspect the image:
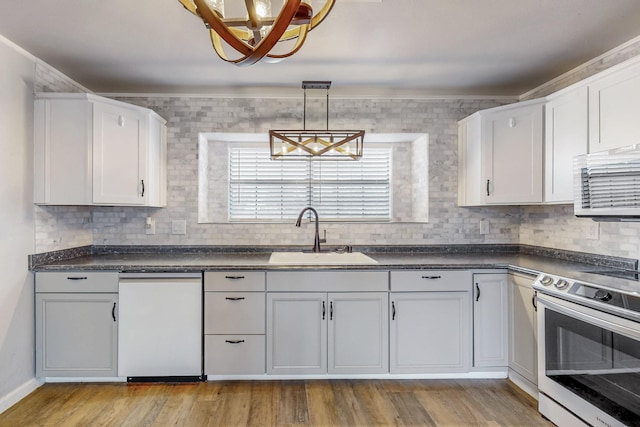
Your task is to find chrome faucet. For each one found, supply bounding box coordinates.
[295,207,325,253]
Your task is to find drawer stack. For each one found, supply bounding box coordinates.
[203,271,266,375]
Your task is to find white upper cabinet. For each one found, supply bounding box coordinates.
[588,58,640,153]
[458,99,544,206]
[34,93,167,207]
[544,85,589,203]
[482,100,544,204]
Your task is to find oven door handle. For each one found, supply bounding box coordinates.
[538,294,640,340]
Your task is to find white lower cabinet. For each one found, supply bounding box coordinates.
[266,291,389,375]
[267,292,327,375]
[35,272,119,377]
[390,292,471,373]
[508,272,538,390]
[389,270,472,374]
[473,273,509,368]
[328,292,389,374]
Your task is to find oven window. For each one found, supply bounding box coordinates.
[545,309,640,425]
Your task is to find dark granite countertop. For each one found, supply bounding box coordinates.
[29,245,640,292]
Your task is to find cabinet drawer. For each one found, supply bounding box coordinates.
[36,271,119,293]
[204,335,265,375]
[390,270,471,291]
[204,271,265,291]
[204,292,265,334]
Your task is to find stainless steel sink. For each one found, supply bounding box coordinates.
[268,251,378,265]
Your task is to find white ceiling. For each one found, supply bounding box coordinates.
[2,0,640,97]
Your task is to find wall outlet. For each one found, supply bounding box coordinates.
[479,218,490,235]
[585,221,600,240]
[144,217,156,235]
[171,219,187,235]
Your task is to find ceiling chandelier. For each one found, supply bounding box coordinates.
[178,0,335,66]
[269,81,365,160]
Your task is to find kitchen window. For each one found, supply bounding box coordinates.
[198,133,428,223]
[228,146,392,221]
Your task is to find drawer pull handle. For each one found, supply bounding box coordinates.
[225,297,245,301]
[392,301,396,320]
[476,283,481,302]
[225,340,245,344]
[67,277,88,280]
[225,276,245,280]
[421,275,441,280]
[112,302,116,322]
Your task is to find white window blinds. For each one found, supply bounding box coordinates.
[229,147,391,221]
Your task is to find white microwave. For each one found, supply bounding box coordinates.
[574,145,640,220]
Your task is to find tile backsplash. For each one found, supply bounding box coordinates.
[92,97,520,249]
[32,39,640,263]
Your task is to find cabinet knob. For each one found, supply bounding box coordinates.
[117,115,125,127]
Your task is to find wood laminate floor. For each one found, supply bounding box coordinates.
[0,379,552,427]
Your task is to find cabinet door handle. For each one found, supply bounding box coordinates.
[225,297,245,301]
[330,301,333,320]
[532,292,537,312]
[322,301,326,320]
[67,276,87,281]
[487,179,491,196]
[422,275,441,280]
[392,301,396,320]
[475,283,481,302]
[140,179,145,197]
[225,340,245,344]
[112,302,116,322]
[225,276,245,280]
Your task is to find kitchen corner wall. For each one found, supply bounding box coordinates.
[519,37,640,260]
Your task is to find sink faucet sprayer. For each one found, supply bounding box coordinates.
[295,207,326,253]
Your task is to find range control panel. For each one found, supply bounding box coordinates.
[533,273,640,321]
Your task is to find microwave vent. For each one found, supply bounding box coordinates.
[581,160,640,209]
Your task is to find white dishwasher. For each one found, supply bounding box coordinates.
[118,273,203,381]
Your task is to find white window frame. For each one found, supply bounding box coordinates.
[198,133,429,223]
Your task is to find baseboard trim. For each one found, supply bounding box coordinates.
[0,378,43,415]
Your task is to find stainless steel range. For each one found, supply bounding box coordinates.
[533,271,640,427]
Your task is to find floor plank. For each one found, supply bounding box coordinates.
[0,379,552,427]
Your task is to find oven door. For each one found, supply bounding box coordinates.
[537,293,640,427]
